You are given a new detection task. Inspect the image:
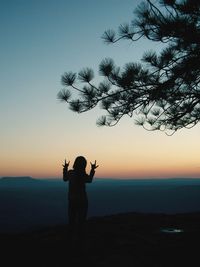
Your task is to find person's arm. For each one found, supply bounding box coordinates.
[62,159,70,182]
[85,160,99,183]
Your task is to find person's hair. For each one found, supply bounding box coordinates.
[73,156,87,173]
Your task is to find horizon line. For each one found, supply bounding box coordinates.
[1,176,200,180]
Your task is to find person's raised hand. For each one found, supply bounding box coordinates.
[90,160,99,170]
[62,159,70,168]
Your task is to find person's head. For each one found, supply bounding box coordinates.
[73,156,87,172]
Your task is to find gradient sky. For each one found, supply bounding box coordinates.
[1,0,200,179]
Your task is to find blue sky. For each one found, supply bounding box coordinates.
[1,0,200,178]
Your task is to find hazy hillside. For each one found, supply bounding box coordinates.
[1,177,200,233]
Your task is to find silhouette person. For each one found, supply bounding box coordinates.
[63,156,98,242]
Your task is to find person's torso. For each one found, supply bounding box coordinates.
[68,170,87,199]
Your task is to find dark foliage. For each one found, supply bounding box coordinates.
[58,0,200,135]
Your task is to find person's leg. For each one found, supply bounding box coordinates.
[68,201,77,241]
[77,199,88,240]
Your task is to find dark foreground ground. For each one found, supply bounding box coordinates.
[1,212,200,267]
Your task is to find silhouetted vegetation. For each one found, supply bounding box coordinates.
[2,212,200,266]
[58,0,200,135]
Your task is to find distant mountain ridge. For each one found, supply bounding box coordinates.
[0,176,34,181]
[0,176,42,186]
[1,176,200,187]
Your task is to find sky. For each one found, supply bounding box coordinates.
[0,0,200,179]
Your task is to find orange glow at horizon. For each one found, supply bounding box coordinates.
[1,116,200,179]
[1,155,200,179]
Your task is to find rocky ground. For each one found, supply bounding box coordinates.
[1,212,200,266]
